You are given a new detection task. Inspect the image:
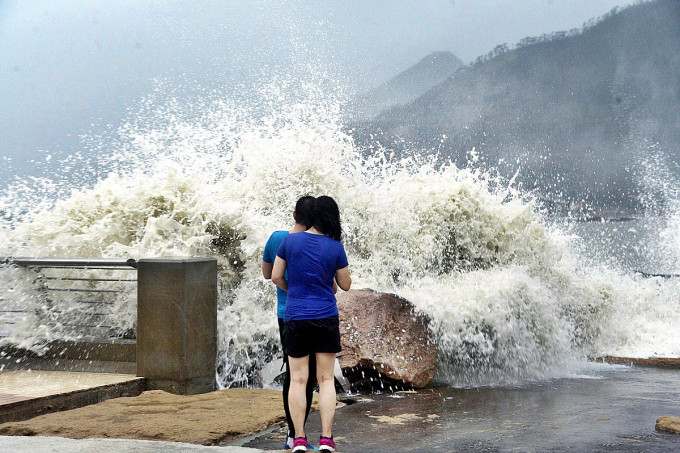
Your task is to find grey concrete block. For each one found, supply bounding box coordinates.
[137,258,217,394]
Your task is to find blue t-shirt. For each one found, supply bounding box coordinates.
[276,232,349,322]
[263,230,289,318]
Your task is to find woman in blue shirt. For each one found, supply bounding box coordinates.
[261,196,317,449]
[272,196,351,452]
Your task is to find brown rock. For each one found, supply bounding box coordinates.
[0,388,297,445]
[656,416,680,434]
[337,289,437,388]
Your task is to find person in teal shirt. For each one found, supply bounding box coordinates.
[262,196,316,450]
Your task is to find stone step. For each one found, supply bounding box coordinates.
[0,370,145,423]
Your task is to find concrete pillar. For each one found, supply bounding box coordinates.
[137,258,217,394]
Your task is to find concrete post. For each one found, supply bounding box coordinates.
[137,258,217,394]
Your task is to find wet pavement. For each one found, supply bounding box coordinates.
[241,362,680,452]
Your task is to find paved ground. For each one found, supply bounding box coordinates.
[1,363,679,452]
[244,363,680,452]
[0,436,278,452]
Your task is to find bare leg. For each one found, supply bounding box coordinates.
[315,352,337,438]
[288,355,310,439]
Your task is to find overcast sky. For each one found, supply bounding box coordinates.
[1,0,638,181]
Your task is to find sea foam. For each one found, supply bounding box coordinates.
[1,79,678,388]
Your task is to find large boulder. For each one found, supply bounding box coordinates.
[337,289,437,388]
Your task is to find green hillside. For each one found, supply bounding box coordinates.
[356,0,680,209]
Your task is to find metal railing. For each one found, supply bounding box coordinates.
[1,257,137,268]
[0,257,138,341]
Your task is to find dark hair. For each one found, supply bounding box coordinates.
[313,195,342,242]
[294,196,315,228]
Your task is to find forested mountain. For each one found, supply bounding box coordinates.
[354,0,680,209]
[351,51,463,121]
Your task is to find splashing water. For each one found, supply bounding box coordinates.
[1,78,679,388]
[638,146,680,273]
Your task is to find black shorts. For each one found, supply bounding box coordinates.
[283,315,341,358]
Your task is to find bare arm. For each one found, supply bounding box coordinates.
[262,261,273,279]
[271,256,288,291]
[335,266,351,292]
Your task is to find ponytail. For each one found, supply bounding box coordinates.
[314,196,342,242]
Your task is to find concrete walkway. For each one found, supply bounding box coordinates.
[0,436,278,452]
[0,369,145,423]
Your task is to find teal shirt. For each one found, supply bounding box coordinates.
[263,230,288,318]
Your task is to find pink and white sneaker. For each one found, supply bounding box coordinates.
[319,436,336,451]
[292,436,308,452]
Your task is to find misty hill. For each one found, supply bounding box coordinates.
[355,0,680,209]
[351,51,463,121]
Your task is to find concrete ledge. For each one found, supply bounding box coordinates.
[43,340,136,363]
[0,339,136,362]
[0,340,136,374]
[0,358,136,374]
[593,356,680,369]
[144,377,216,395]
[0,375,145,424]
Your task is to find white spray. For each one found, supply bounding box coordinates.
[1,79,678,388]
